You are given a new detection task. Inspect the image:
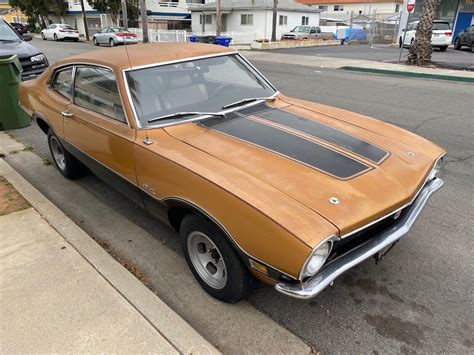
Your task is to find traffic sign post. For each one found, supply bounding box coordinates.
[398,0,416,62]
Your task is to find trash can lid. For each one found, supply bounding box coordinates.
[0,55,22,74]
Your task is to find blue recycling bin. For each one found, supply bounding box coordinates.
[188,34,197,42]
[215,36,232,47]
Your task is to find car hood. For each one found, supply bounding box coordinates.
[0,40,40,59]
[164,97,445,236]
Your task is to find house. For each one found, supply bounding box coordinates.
[297,0,403,15]
[0,0,27,24]
[190,0,321,41]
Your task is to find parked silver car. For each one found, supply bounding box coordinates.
[92,27,138,47]
[281,25,332,40]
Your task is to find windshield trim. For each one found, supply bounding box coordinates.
[122,52,278,129]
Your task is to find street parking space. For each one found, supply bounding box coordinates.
[7,41,474,353]
[268,44,474,70]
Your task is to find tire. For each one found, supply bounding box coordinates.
[180,214,253,303]
[399,37,402,48]
[41,32,46,40]
[54,33,59,41]
[439,46,448,52]
[454,37,461,50]
[410,38,414,47]
[109,38,115,47]
[73,38,79,42]
[47,130,82,179]
[93,37,98,46]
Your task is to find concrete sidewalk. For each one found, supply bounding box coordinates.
[242,50,474,82]
[0,158,218,354]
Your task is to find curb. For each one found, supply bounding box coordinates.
[340,66,474,83]
[0,158,220,354]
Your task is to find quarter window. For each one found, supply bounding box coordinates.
[73,66,126,123]
[241,14,253,25]
[52,68,73,100]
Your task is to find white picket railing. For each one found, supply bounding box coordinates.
[128,28,257,45]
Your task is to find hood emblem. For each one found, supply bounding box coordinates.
[329,197,340,205]
[406,151,416,157]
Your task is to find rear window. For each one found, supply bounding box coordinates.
[432,22,450,30]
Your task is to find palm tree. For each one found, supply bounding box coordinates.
[271,0,278,42]
[407,0,439,66]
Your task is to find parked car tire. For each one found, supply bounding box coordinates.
[93,37,98,46]
[47,130,83,179]
[73,38,79,42]
[454,37,462,50]
[399,37,403,48]
[439,45,448,52]
[54,33,59,41]
[180,214,253,303]
[109,38,115,47]
[410,38,415,47]
[41,32,46,40]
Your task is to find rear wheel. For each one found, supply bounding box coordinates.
[439,45,448,52]
[109,38,115,47]
[47,130,83,179]
[54,33,59,41]
[180,214,253,303]
[73,38,79,42]
[399,37,402,48]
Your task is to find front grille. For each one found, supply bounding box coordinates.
[19,57,48,79]
[327,207,409,263]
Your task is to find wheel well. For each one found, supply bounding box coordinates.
[167,205,192,232]
[35,116,50,135]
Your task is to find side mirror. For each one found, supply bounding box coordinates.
[22,33,32,41]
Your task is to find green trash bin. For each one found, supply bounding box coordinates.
[0,55,31,131]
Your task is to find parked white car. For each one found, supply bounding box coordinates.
[41,24,79,42]
[399,20,452,51]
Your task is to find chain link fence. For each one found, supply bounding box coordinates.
[347,12,401,47]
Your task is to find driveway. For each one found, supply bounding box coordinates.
[268,44,474,70]
[7,39,474,353]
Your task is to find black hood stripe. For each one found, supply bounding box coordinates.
[204,117,370,180]
[255,109,389,164]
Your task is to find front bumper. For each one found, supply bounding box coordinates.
[275,177,444,299]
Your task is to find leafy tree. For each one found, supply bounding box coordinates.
[49,0,68,23]
[9,0,50,30]
[407,0,440,66]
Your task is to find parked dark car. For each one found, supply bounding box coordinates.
[10,22,27,35]
[454,25,474,51]
[0,19,48,80]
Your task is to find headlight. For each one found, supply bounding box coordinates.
[30,54,46,62]
[428,155,444,180]
[299,237,335,280]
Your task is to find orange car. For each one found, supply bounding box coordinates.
[19,43,445,303]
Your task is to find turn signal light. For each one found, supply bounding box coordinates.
[249,259,268,275]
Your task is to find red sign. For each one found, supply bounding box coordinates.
[407,0,416,13]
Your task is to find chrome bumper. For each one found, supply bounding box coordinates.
[275,178,444,300]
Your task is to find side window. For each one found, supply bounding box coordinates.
[74,66,126,123]
[52,68,73,100]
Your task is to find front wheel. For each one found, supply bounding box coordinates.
[93,37,98,46]
[47,130,83,179]
[41,32,46,40]
[180,214,253,303]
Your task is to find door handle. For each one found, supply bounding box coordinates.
[61,111,74,117]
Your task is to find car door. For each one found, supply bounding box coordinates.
[97,28,108,44]
[63,65,143,207]
[43,66,74,138]
[47,25,56,39]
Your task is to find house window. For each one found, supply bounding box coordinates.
[301,16,309,25]
[334,5,344,11]
[199,14,212,25]
[279,15,287,26]
[241,14,253,25]
[318,5,328,11]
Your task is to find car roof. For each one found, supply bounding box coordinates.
[54,42,235,72]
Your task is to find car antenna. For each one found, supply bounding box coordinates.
[122,27,153,145]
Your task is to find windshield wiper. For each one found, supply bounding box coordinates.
[222,96,276,110]
[148,111,225,124]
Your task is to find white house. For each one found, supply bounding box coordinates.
[190,0,321,41]
[297,0,402,15]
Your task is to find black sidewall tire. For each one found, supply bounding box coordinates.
[110,38,115,47]
[180,214,253,303]
[54,34,58,41]
[41,33,45,40]
[439,46,448,52]
[47,130,82,179]
[454,38,461,50]
[93,37,98,46]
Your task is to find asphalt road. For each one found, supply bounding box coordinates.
[269,43,474,70]
[8,39,474,353]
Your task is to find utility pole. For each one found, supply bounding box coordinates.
[216,0,221,36]
[121,0,128,29]
[140,0,149,43]
[79,0,89,41]
[271,0,278,42]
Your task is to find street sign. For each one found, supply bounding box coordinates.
[407,0,416,13]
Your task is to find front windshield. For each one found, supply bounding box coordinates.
[126,54,276,127]
[291,26,310,33]
[0,21,21,41]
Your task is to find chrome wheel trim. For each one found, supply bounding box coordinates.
[50,136,66,171]
[187,231,227,289]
